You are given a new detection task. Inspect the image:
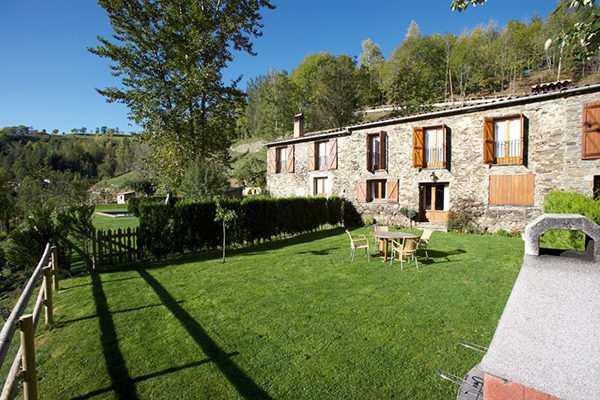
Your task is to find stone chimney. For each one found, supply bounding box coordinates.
[479,214,600,400]
[294,113,304,138]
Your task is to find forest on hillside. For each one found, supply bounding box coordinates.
[237,0,600,139]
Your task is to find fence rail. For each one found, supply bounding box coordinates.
[0,243,58,400]
[93,228,143,268]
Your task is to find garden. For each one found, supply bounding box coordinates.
[16,226,523,399]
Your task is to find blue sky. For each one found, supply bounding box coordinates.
[0,0,559,135]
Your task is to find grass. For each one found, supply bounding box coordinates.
[92,204,139,231]
[17,228,523,399]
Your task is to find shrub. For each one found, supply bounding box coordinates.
[399,207,419,227]
[447,196,485,234]
[542,190,600,250]
[139,202,175,259]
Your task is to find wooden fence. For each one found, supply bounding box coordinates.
[0,243,59,400]
[93,228,143,268]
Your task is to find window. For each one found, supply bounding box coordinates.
[314,177,328,196]
[277,147,287,172]
[489,174,534,205]
[268,145,294,173]
[582,101,600,160]
[483,115,525,165]
[309,139,337,170]
[366,132,387,171]
[356,179,398,203]
[413,125,447,168]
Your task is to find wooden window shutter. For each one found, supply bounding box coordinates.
[356,180,367,203]
[386,179,399,203]
[268,147,276,174]
[366,135,373,171]
[582,102,600,159]
[379,131,387,170]
[519,114,525,165]
[483,117,495,164]
[329,138,337,170]
[286,145,294,173]
[489,175,534,205]
[308,142,316,171]
[442,124,448,168]
[412,127,425,168]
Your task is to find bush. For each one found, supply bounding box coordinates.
[139,202,175,259]
[542,190,600,250]
[447,196,485,234]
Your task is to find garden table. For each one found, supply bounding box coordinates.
[369,231,418,262]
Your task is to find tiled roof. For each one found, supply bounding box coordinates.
[265,83,600,147]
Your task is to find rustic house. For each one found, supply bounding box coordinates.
[265,84,600,231]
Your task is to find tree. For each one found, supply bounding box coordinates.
[358,39,385,106]
[178,157,230,200]
[89,0,274,190]
[453,0,600,61]
[311,54,361,130]
[214,200,237,264]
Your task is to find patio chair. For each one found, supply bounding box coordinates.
[346,230,370,262]
[374,225,389,254]
[390,237,419,270]
[418,229,433,259]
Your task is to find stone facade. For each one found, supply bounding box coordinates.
[266,85,600,232]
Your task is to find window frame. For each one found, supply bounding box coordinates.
[268,145,294,174]
[308,138,337,171]
[413,125,447,169]
[483,114,525,165]
[314,176,328,196]
[366,131,387,171]
[356,179,398,203]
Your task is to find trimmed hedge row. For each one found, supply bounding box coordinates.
[139,196,344,259]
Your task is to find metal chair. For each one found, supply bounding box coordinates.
[390,237,419,270]
[418,229,433,259]
[374,225,389,255]
[346,230,370,262]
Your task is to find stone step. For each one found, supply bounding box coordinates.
[415,222,448,232]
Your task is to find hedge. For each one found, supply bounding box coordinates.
[138,196,345,259]
[542,190,600,250]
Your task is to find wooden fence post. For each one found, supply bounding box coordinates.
[43,266,53,325]
[50,246,59,291]
[92,229,97,270]
[20,314,37,400]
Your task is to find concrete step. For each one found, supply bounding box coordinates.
[415,222,448,232]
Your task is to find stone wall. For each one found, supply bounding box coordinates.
[267,89,600,232]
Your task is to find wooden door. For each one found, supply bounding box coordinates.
[419,183,449,223]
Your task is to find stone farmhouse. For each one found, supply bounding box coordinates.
[265,84,600,231]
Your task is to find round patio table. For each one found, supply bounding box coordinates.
[369,231,419,262]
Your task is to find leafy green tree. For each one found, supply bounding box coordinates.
[90,0,274,190]
[232,148,267,187]
[289,52,335,129]
[57,205,95,271]
[311,54,361,130]
[0,167,15,233]
[179,158,230,200]
[383,22,445,113]
[358,39,385,106]
[214,200,237,263]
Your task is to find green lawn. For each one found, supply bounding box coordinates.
[93,204,139,231]
[25,228,522,399]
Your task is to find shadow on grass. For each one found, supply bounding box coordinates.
[415,249,467,265]
[56,301,185,328]
[136,268,272,399]
[72,357,237,400]
[89,272,139,400]
[93,227,347,275]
